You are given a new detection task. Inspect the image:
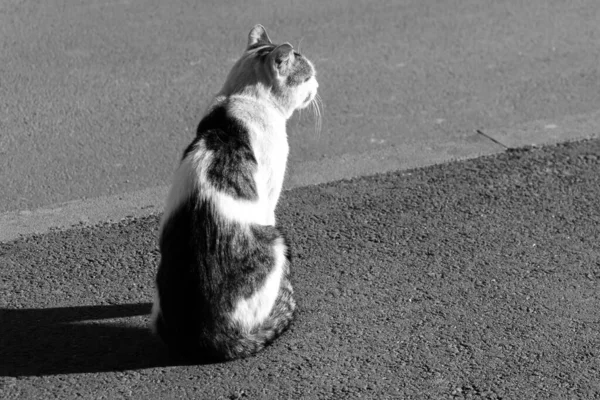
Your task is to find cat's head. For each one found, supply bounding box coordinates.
[219,25,319,119]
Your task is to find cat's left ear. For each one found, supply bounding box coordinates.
[268,43,294,77]
[248,24,272,48]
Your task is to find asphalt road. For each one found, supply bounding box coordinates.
[1,139,599,399]
[2,0,600,212]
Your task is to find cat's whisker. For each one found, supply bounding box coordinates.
[310,95,322,136]
[309,101,316,132]
[317,93,324,114]
[315,103,321,134]
[310,102,317,135]
[315,93,325,113]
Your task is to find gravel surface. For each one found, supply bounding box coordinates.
[1,140,599,399]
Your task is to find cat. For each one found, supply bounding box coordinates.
[150,24,319,361]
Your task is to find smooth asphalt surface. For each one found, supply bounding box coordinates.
[2,0,600,212]
[2,139,599,399]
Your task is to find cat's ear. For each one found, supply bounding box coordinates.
[248,24,272,48]
[268,43,294,77]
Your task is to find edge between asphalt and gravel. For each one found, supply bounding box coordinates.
[1,108,599,243]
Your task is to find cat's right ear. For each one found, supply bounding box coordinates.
[268,43,294,77]
[248,24,272,48]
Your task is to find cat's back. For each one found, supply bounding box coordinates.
[160,100,275,232]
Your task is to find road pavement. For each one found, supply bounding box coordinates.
[1,139,599,399]
[2,0,600,213]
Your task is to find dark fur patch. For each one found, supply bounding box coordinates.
[182,104,258,200]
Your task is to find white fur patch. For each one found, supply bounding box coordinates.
[211,189,270,225]
[296,76,319,109]
[229,238,287,332]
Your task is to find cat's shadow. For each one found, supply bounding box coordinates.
[0,303,215,377]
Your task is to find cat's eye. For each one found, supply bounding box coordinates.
[304,76,311,83]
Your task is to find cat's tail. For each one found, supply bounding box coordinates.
[211,276,296,360]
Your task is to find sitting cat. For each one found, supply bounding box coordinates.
[151,24,319,361]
